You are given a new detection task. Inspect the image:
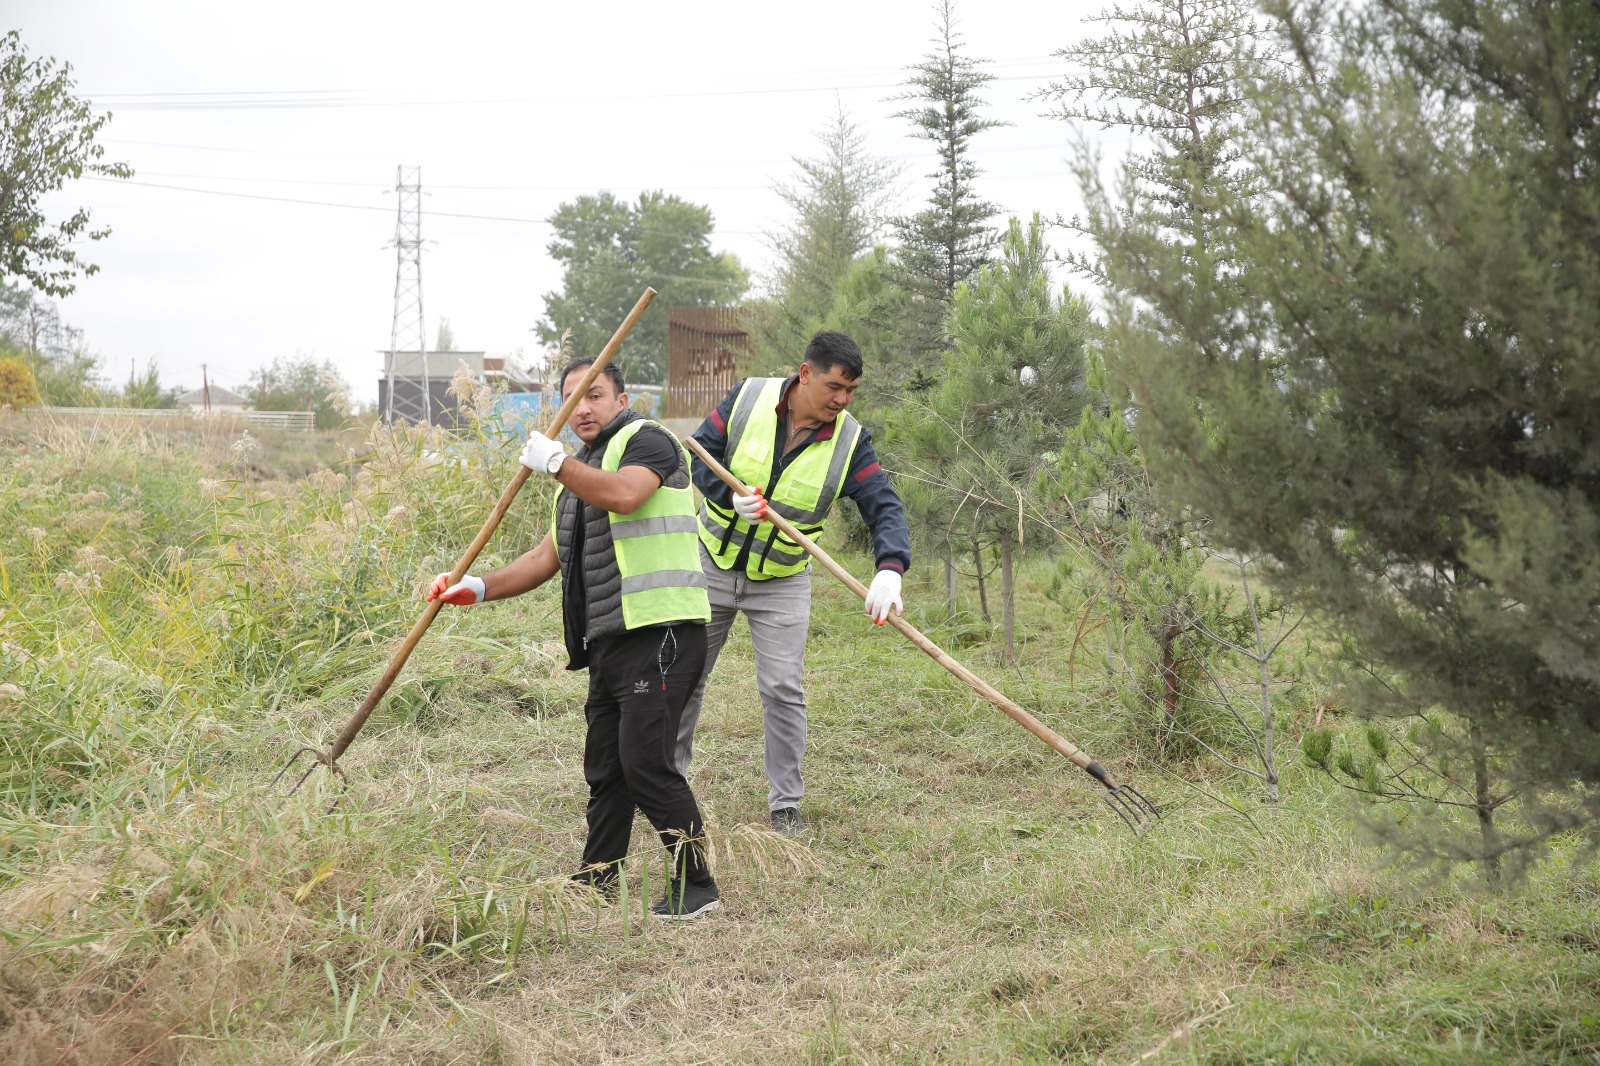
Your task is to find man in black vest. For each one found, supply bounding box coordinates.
[429,360,720,918]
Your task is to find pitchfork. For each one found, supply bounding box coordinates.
[271,289,657,799]
[684,436,1159,834]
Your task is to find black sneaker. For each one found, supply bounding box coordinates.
[570,868,618,903]
[649,879,721,920]
[770,806,805,837]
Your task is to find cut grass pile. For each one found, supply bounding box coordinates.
[0,411,1596,1064]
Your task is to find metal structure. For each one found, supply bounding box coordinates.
[383,165,430,425]
[665,306,749,418]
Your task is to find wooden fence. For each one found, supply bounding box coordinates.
[665,307,750,419]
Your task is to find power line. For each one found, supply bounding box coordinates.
[84,71,1063,112]
[80,177,752,290]
[91,87,367,98]
[127,170,776,193]
[88,176,394,214]
[99,134,1074,183]
[101,137,398,163]
[87,177,762,236]
[83,54,1062,99]
[82,56,1065,109]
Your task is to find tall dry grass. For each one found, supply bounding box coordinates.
[0,411,1596,1063]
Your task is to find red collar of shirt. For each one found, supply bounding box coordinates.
[775,375,837,442]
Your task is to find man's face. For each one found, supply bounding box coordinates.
[795,361,859,424]
[562,369,628,443]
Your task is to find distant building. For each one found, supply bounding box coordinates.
[483,354,539,392]
[175,384,249,415]
[379,350,538,426]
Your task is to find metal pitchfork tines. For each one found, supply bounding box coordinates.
[270,288,658,802]
[1083,761,1160,833]
[270,744,345,800]
[683,435,1161,836]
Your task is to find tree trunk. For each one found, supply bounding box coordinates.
[1251,579,1280,807]
[944,553,957,614]
[1260,659,1280,807]
[1000,536,1016,663]
[973,541,990,623]
[1471,724,1501,885]
[1159,610,1182,726]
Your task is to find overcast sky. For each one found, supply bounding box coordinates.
[13,0,1120,404]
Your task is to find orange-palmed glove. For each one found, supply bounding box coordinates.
[426,572,485,606]
[732,486,769,524]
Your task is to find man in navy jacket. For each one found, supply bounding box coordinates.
[677,330,911,836]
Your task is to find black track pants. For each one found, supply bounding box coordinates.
[579,622,713,886]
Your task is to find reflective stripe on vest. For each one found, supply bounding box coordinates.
[698,377,862,579]
[555,418,710,634]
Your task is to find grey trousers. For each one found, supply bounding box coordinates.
[675,542,812,811]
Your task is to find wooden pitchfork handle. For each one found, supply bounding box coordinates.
[683,435,1129,791]
[291,288,656,780]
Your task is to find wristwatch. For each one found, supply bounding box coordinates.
[546,451,567,476]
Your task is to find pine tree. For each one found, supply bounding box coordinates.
[888,0,1008,387]
[756,103,902,368]
[1090,0,1600,872]
[886,215,1093,658]
[1303,711,1518,881]
[1041,0,1303,790]
[1037,0,1287,278]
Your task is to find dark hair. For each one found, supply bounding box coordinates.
[803,330,863,380]
[558,358,626,398]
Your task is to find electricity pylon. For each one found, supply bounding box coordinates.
[383,165,429,424]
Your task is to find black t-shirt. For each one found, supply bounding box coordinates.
[610,425,681,489]
[561,420,684,668]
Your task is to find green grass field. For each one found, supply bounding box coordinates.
[1,411,1596,1064]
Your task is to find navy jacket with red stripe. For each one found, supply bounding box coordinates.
[690,375,912,576]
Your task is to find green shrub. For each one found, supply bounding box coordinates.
[0,354,40,409]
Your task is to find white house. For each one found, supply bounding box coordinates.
[176,385,249,415]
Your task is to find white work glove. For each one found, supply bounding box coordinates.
[427,572,485,606]
[864,569,903,625]
[732,486,769,524]
[519,430,567,475]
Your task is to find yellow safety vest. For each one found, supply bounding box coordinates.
[555,418,710,636]
[698,377,863,579]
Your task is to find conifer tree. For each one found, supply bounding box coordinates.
[1052,357,1221,757]
[756,104,901,369]
[886,215,1092,657]
[888,0,1008,387]
[1090,0,1600,870]
[1041,0,1299,783]
[1037,0,1286,277]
